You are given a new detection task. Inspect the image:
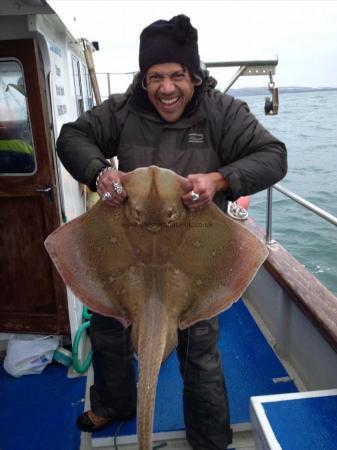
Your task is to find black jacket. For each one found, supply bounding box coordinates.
[57,78,287,207]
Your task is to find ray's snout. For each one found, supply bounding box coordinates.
[123,166,187,228]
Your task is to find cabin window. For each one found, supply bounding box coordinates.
[82,64,94,110]
[71,56,84,116]
[0,59,36,175]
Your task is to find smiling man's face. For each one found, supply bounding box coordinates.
[145,63,197,123]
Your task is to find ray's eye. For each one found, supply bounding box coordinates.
[134,207,142,223]
[167,208,174,219]
[166,208,178,224]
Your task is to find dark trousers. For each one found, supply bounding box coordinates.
[89,313,232,450]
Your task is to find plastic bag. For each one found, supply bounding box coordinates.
[3,334,60,378]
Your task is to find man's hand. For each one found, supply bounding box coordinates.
[182,172,229,211]
[96,168,128,207]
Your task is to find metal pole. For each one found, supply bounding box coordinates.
[82,39,102,105]
[107,73,111,96]
[266,187,274,245]
[223,66,247,94]
[205,59,279,68]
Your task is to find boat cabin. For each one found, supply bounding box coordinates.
[0,0,93,341]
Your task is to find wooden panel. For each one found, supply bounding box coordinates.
[0,39,69,334]
[0,196,56,313]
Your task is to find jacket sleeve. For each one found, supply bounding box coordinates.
[56,96,124,191]
[214,95,287,201]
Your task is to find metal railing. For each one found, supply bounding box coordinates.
[266,184,337,245]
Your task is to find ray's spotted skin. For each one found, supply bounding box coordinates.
[45,166,268,450]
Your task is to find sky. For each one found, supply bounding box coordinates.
[49,0,337,93]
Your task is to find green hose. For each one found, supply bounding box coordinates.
[82,306,93,321]
[72,320,93,374]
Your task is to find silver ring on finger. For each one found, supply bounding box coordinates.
[191,191,200,202]
[102,192,112,202]
[112,181,123,195]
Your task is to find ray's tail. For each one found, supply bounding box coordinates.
[135,299,171,450]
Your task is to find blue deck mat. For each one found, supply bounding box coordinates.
[0,363,86,450]
[263,395,337,450]
[95,299,298,439]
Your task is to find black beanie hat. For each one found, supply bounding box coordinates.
[139,14,200,76]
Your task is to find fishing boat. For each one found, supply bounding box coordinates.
[0,2,336,450]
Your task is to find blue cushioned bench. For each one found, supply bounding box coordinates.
[250,389,337,450]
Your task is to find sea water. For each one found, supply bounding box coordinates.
[240,90,337,296]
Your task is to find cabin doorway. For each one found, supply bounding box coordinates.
[0,39,69,334]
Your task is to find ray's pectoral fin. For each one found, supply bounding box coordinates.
[175,203,268,330]
[44,201,134,327]
[44,165,268,450]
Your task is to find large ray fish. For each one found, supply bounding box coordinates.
[45,166,268,449]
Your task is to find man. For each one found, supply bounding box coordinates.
[57,14,287,450]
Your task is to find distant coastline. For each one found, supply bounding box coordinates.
[227,86,337,97]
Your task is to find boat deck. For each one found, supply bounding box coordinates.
[0,362,86,450]
[0,299,299,450]
[88,299,298,450]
